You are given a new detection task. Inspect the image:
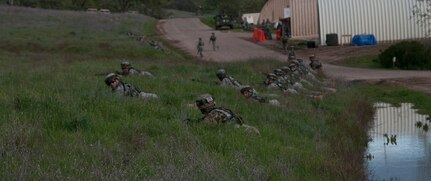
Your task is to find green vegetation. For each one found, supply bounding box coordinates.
[2,6,430,180]
[354,84,431,115]
[200,16,215,29]
[5,0,267,19]
[338,54,381,69]
[379,41,431,70]
[5,0,173,18]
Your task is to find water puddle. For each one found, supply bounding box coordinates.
[366,102,431,180]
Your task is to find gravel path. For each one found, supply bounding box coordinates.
[158,18,431,94]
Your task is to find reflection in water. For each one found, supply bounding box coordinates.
[366,103,431,181]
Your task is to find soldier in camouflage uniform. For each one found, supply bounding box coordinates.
[216,69,243,89]
[120,61,154,77]
[263,73,298,94]
[193,94,260,134]
[240,86,280,106]
[309,55,322,70]
[105,73,159,100]
[281,34,289,54]
[197,37,204,58]
[209,32,217,51]
[287,46,296,61]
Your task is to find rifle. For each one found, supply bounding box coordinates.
[226,76,242,87]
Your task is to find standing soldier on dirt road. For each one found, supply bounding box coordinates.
[197,37,204,58]
[209,32,217,51]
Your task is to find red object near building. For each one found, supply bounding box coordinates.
[276,29,282,40]
[253,28,266,42]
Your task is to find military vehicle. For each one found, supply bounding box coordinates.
[214,14,233,30]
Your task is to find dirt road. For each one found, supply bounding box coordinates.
[158,18,431,94]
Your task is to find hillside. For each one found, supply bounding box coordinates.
[0,6,377,180]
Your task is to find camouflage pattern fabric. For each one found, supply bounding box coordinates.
[128,68,154,77]
[197,39,204,57]
[220,77,242,88]
[250,94,280,106]
[114,82,159,100]
[268,99,281,106]
[310,60,322,70]
[199,107,243,125]
[237,124,260,135]
[250,94,268,103]
[114,82,141,97]
[209,34,216,51]
[139,92,159,99]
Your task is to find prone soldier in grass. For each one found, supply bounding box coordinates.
[119,61,154,77]
[240,86,280,106]
[104,73,158,100]
[216,69,244,89]
[186,94,260,134]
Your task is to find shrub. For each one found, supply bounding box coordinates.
[378,41,431,70]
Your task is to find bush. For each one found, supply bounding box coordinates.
[378,41,431,70]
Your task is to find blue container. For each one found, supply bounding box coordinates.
[352,34,377,46]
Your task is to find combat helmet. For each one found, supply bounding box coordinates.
[216,69,227,80]
[240,86,254,95]
[105,73,119,86]
[121,61,131,69]
[196,93,216,113]
[281,66,290,73]
[273,69,284,76]
[288,54,296,61]
[289,63,298,72]
[267,73,278,80]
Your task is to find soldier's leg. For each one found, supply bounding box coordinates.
[139,92,159,100]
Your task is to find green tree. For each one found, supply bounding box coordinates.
[413,0,431,35]
[139,0,172,18]
[71,0,88,9]
[379,41,431,70]
[117,0,138,11]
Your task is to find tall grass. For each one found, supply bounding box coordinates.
[0,5,401,180]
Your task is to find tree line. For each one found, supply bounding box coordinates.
[4,0,171,18]
[4,0,268,18]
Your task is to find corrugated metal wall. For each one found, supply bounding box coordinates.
[258,0,290,24]
[318,0,431,45]
[290,0,319,39]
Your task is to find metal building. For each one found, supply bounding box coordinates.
[263,0,431,45]
[318,0,431,45]
[290,0,319,39]
[258,0,290,24]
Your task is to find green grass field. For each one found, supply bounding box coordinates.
[1,6,430,180]
[337,54,383,69]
